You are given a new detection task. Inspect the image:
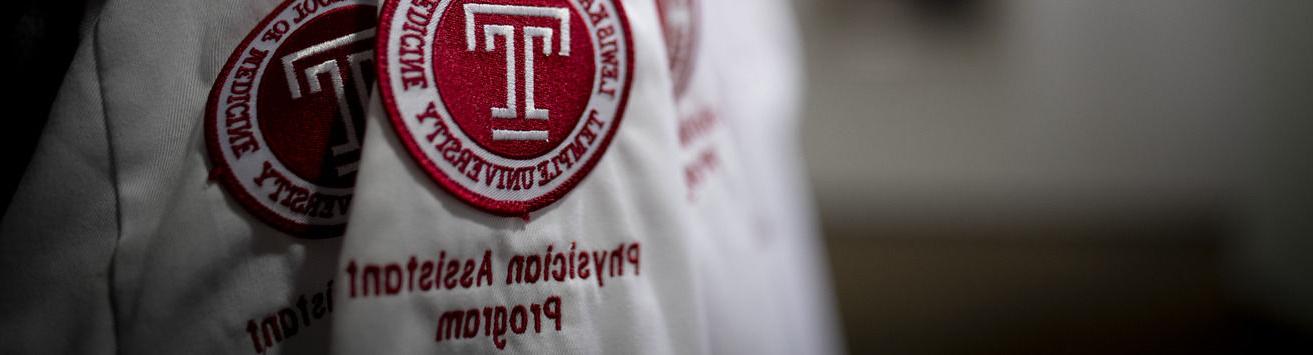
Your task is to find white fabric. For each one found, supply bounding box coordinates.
[1,4,116,353]
[1,0,839,354]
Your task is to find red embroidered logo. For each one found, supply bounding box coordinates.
[205,0,377,238]
[656,0,699,97]
[377,0,634,216]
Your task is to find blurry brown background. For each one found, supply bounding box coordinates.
[797,0,1313,353]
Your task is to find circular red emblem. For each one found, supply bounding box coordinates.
[377,0,634,215]
[205,0,377,238]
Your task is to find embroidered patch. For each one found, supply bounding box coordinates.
[205,0,377,238]
[656,0,699,97]
[377,0,634,216]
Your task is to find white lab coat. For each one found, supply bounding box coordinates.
[0,0,840,353]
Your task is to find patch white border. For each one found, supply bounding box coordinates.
[207,0,375,236]
[378,0,634,214]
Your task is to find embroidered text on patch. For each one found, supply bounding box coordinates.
[205,0,377,237]
[377,0,635,216]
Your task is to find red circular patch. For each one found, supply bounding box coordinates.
[377,0,635,216]
[433,0,596,159]
[205,0,377,238]
[258,8,375,188]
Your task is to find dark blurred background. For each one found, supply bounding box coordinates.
[798,0,1313,353]
[3,0,91,216]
